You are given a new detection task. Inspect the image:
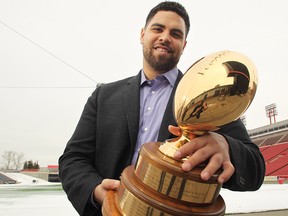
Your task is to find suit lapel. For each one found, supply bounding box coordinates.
[158,71,183,141]
[123,73,141,151]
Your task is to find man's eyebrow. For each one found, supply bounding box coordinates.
[150,23,165,28]
[150,23,184,36]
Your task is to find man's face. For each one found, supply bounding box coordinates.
[141,11,187,73]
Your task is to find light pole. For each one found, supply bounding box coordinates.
[265,103,278,124]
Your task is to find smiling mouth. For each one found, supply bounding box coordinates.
[154,45,172,53]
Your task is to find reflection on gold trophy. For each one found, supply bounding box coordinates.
[102,50,258,216]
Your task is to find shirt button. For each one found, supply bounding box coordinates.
[147,107,151,111]
[151,91,155,94]
[144,127,148,131]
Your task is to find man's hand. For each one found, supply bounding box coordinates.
[168,125,235,184]
[93,179,120,204]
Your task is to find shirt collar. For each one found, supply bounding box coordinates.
[140,67,178,87]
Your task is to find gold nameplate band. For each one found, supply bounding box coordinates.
[135,143,220,204]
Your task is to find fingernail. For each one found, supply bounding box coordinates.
[201,171,209,180]
[174,151,181,158]
[182,162,192,171]
[218,177,225,184]
[114,181,120,188]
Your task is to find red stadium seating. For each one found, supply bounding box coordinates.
[260,142,288,177]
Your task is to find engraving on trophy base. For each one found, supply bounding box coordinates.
[135,142,221,204]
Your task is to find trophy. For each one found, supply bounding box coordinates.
[102,50,258,216]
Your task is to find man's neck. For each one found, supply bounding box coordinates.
[143,62,166,80]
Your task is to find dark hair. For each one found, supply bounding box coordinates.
[145,1,190,38]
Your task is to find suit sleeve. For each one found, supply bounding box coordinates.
[218,119,266,191]
[58,88,102,216]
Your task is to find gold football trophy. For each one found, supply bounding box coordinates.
[102,50,258,216]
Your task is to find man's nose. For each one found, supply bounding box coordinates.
[159,32,171,43]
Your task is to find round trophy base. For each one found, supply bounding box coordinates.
[102,178,225,216]
[102,142,225,216]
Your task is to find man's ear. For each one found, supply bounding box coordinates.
[181,40,187,54]
[140,28,145,44]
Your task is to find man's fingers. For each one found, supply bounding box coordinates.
[173,132,235,183]
[217,162,235,184]
[200,153,223,181]
[174,137,204,159]
[175,138,208,172]
[101,179,120,190]
[94,179,120,204]
[168,125,182,136]
[200,155,234,183]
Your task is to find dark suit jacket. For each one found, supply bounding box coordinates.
[59,71,265,216]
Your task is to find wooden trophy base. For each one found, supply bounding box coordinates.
[102,142,225,216]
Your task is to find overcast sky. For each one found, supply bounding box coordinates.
[1,0,288,167]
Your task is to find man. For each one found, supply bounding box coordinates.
[59,2,265,216]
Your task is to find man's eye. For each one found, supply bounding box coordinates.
[172,32,183,39]
[152,28,162,32]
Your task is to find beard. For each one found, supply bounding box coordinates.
[143,46,180,73]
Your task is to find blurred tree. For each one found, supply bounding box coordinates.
[23,160,40,170]
[2,151,24,170]
[13,152,24,170]
[33,161,40,169]
[23,161,28,170]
